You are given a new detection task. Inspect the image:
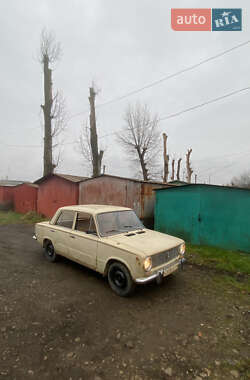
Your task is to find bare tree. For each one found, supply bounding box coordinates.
[163,133,169,183]
[79,122,93,176]
[231,170,250,188]
[39,28,66,176]
[186,148,193,183]
[176,158,182,181]
[118,103,161,181]
[79,87,104,177]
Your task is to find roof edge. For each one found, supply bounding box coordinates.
[79,174,175,186]
[154,183,250,191]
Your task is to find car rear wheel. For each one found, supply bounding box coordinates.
[108,262,135,297]
[44,241,57,262]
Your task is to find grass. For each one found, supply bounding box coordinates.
[213,274,250,293]
[186,244,250,293]
[0,210,47,225]
[186,244,250,275]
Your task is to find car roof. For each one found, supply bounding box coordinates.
[59,204,132,215]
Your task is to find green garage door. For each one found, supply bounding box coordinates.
[198,186,250,252]
[154,186,201,245]
[155,185,250,253]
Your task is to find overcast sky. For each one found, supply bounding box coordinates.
[0,0,249,184]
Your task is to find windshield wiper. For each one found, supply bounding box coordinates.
[122,225,144,231]
[105,229,120,234]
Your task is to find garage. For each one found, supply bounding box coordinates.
[0,180,23,210]
[154,184,250,253]
[35,174,87,218]
[79,174,172,228]
[14,183,38,214]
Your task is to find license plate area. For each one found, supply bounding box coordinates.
[163,261,179,277]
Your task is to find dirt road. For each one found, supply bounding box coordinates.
[0,224,249,379]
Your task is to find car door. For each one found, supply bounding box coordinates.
[67,212,98,269]
[51,210,76,257]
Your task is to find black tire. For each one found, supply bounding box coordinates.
[44,241,57,263]
[108,262,135,297]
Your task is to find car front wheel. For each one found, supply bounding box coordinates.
[108,262,135,297]
[44,241,57,262]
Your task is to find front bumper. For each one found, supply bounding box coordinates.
[135,258,185,284]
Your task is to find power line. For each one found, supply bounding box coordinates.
[0,140,77,148]
[97,40,250,108]
[2,85,250,148]
[67,39,250,121]
[194,149,250,165]
[194,149,247,163]
[0,142,42,148]
[197,150,250,177]
[98,85,250,139]
[159,86,250,122]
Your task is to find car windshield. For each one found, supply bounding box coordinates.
[97,210,144,236]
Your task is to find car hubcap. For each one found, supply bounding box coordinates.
[111,268,127,289]
[47,245,53,257]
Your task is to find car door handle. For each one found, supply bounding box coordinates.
[70,235,75,239]
[50,229,55,232]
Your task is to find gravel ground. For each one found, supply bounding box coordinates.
[0,224,249,380]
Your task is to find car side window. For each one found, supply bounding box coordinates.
[75,212,97,234]
[55,210,75,229]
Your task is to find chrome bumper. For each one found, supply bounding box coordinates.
[135,258,185,284]
[32,235,37,240]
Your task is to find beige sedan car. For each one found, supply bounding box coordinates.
[33,205,185,296]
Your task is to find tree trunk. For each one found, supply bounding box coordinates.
[137,147,148,181]
[171,159,175,181]
[42,56,53,176]
[163,133,169,183]
[186,149,193,183]
[177,158,182,180]
[89,87,103,177]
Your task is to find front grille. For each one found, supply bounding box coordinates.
[152,246,179,268]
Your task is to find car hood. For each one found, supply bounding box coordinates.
[104,229,184,257]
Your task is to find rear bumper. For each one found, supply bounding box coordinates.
[135,258,185,284]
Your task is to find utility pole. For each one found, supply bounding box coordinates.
[163,133,169,183]
[195,174,197,184]
[89,87,104,177]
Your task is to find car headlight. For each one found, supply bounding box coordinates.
[179,243,185,255]
[143,257,152,272]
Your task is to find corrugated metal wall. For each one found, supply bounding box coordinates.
[14,184,38,214]
[37,176,79,218]
[0,186,14,210]
[79,176,142,214]
[155,185,250,253]
[79,176,166,227]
